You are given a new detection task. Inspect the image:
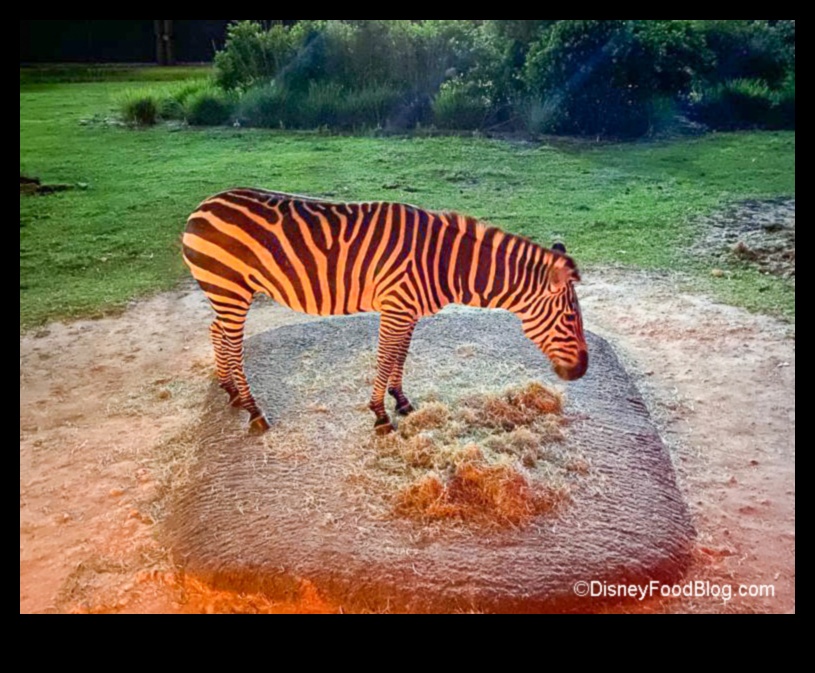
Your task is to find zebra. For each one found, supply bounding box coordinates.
[182,188,588,434]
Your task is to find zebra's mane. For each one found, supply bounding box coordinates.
[223,187,566,263]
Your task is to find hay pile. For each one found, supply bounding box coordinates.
[363,382,590,527]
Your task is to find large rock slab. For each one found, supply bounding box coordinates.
[167,310,694,612]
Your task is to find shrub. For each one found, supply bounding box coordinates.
[522,20,706,137]
[315,20,481,94]
[695,20,792,89]
[151,80,207,120]
[634,20,711,93]
[339,85,402,128]
[211,20,794,136]
[237,81,403,130]
[119,90,159,126]
[236,83,297,128]
[774,71,795,129]
[157,96,185,120]
[692,78,777,129]
[432,80,490,130]
[514,96,562,135]
[214,20,300,90]
[184,88,234,126]
[300,81,345,127]
[523,21,647,136]
[215,20,489,98]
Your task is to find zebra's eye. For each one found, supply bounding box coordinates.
[563,313,575,323]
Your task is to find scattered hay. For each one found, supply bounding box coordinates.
[364,382,587,528]
[394,447,566,525]
[459,381,563,430]
[398,402,450,436]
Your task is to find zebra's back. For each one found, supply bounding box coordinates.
[182,188,475,317]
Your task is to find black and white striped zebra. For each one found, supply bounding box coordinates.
[183,188,588,433]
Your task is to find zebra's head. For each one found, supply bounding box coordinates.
[520,242,588,381]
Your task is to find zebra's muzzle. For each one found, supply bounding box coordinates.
[553,350,588,381]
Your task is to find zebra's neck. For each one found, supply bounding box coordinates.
[456,216,547,314]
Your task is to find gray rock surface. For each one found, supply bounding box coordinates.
[167,310,694,612]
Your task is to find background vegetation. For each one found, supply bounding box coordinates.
[20,66,795,328]
[113,20,795,136]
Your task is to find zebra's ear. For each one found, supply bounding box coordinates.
[552,242,567,253]
[550,256,581,287]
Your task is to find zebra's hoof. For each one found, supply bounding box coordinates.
[395,402,415,416]
[249,414,271,434]
[374,417,395,435]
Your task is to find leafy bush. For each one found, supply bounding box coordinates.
[774,71,795,129]
[300,81,344,127]
[695,20,792,89]
[207,20,795,136]
[236,80,403,130]
[157,96,185,120]
[236,83,292,128]
[216,20,488,97]
[692,79,777,129]
[339,85,402,128]
[634,20,711,93]
[432,80,490,130]
[119,90,159,126]
[522,20,710,137]
[523,21,649,136]
[185,88,235,126]
[214,21,301,90]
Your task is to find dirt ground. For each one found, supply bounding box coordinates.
[20,268,795,613]
[695,197,795,281]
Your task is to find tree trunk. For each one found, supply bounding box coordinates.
[154,20,175,66]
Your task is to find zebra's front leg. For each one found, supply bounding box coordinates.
[387,319,417,416]
[370,311,415,434]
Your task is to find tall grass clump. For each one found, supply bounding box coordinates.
[432,80,490,130]
[184,87,235,126]
[236,83,303,128]
[118,89,159,126]
[692,78,787,130]
[339,85,402,128]
[156,80,209,120]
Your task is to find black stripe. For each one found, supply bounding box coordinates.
[424,214,444,309]
[186,216,291,306]
[277,200,323,312]
[199,201,307,310]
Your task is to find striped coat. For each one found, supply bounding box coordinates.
[183,188,588,433]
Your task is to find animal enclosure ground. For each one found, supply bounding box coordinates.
[20,69,795,329]
[20,67,795,613]
[20,270,794,613]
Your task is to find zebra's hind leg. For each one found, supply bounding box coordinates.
[218,302,270,433]
[210,320,240,406]
[387,319,417,416]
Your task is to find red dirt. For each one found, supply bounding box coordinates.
[19,271,795,613]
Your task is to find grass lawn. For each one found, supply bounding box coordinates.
[20,68,795,329]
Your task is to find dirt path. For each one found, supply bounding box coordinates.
[20,272,795,613]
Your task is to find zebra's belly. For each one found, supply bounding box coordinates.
[253,266,381,317]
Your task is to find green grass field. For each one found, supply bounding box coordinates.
[20,67,795,328]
